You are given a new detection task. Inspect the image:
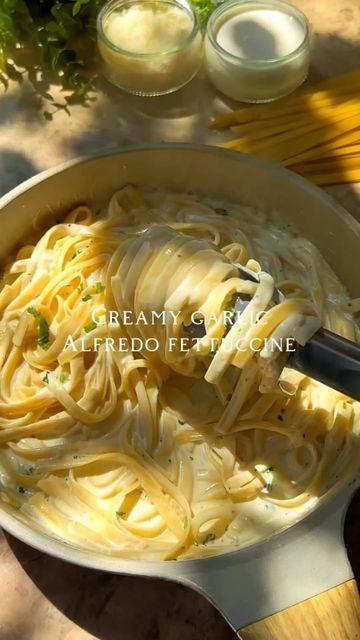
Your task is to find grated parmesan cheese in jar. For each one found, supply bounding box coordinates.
[97,0,203,96]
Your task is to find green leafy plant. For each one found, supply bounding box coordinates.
[191,0,217,25]
[0,0,105,102]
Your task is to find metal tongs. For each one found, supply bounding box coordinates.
[237,265,360,401]
[192,264,360,401]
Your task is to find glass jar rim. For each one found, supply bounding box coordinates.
[206,0,310,67]
[97,0,201,58]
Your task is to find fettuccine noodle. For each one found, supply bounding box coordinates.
[0,186,359,560]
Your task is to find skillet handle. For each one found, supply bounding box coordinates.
[182,485,359,637]
[238,579,360,640]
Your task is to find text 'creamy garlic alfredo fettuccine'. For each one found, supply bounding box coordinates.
[0,186,359,560]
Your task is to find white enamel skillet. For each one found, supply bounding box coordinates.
[0,145,359,639]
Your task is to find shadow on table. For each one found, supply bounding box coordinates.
[56,70,224,157]
[0,83,43,129]
[0,150,38,198]
[5,532,237,640]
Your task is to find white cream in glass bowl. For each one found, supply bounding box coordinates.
[204,0,310,103]
[97,0,203,96]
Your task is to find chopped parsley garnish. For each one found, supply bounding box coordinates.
[26,466,36,476]
[76,283,84,294]
[17,485,26,494]
[190,0,219,25]
[82,294,92,302]
[59,372,68,384]
[178,419,185,425]
[264,466,274,490]
[27,307,50,349]
[71,249,82,260]
[202,532,216,545]
[225,301,236,315]
[95,282,105,294]
[117,511,126,517]
[215,208,228,216]
[84,322,97,333]
[42,372,49,384]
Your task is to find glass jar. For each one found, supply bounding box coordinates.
[204,0,310,103]
[97,0,203,96]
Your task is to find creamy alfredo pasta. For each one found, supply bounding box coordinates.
[0,186,359,560]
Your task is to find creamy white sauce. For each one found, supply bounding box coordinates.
[216,9,305,60]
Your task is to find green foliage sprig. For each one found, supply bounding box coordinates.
[0,0,105,102]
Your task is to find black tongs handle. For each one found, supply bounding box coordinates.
[289,328,360,401]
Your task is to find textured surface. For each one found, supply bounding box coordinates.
[0,1,360,638]
[240,580,360,640]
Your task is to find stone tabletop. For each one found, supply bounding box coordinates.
[0,1,360,638]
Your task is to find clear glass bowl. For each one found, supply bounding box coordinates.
[204,0,310,103]
[97,0,203,96]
